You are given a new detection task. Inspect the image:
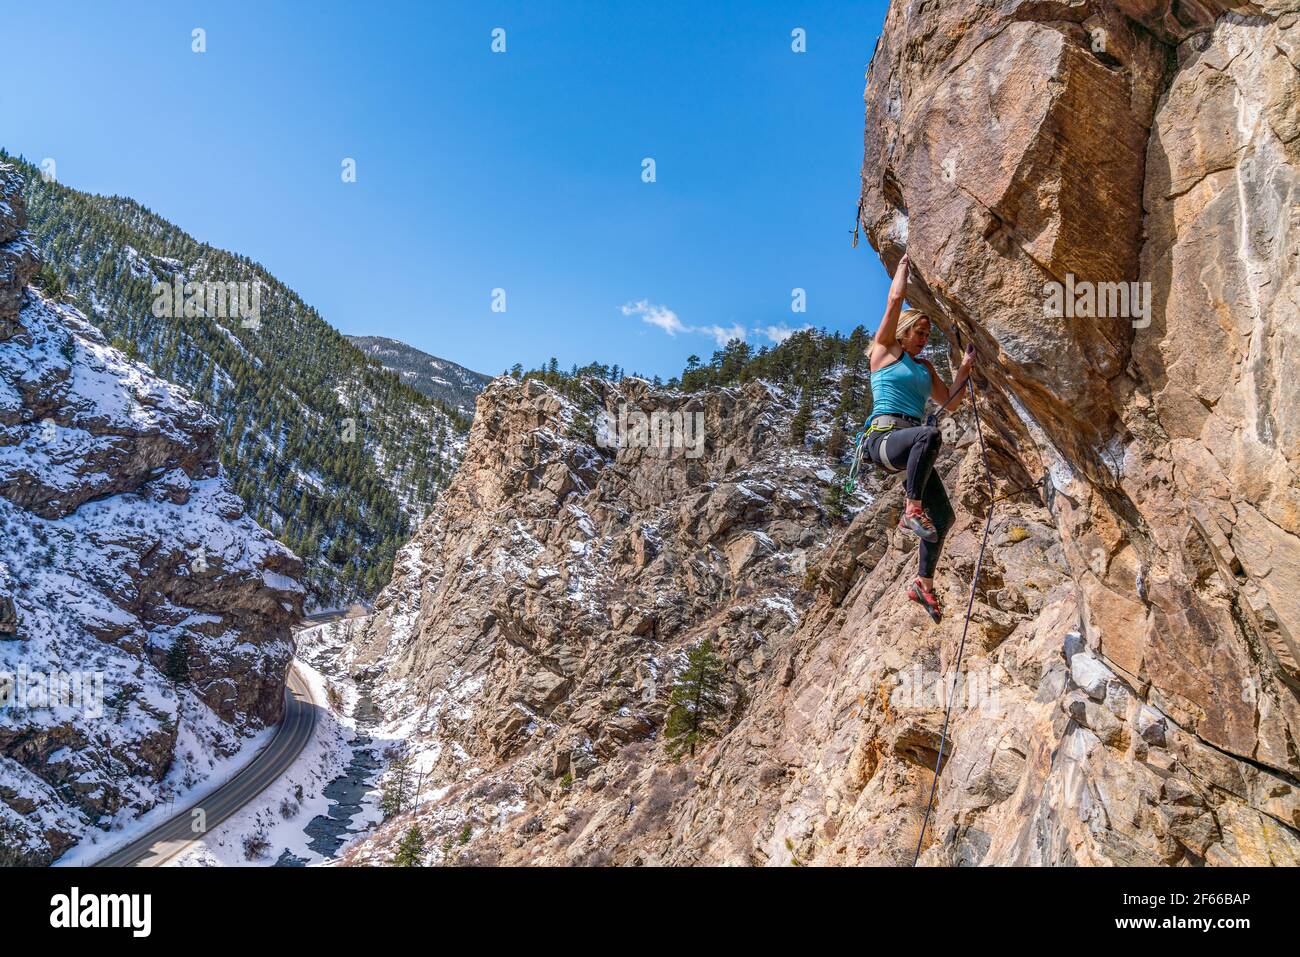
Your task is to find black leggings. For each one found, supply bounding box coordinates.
[865,425,955,579]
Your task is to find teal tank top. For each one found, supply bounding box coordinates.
[870,352,930,420]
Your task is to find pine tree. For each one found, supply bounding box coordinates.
[380,754,413,819]
[664,640,729,759]
[392,824,425,866]
[835,368,858,419]
[163,635,191,686]
[823,478,849,524]
[789,390,814,446]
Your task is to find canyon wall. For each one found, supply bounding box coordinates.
[0,164,304,864]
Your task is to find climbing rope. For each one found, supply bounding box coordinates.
[911,334,997,867]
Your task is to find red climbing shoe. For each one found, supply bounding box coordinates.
[899,502,939,543]
[908,579,943,623]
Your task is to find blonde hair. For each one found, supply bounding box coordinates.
[896,308,931,341]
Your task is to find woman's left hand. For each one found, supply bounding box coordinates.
[959,344,976,373]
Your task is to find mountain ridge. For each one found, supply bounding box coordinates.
[346,335,490,417]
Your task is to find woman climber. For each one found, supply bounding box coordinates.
[865,252,976,624]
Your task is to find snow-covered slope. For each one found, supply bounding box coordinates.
[0,164,305,865]
[10,152,467,604]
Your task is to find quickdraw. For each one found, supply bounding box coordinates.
[841,421,895,494]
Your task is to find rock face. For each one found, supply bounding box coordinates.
[0,164,304,865]
[339,1,1298,867]
[335,375,867,865]
[0,172,38,342]
[853,0,1299,863]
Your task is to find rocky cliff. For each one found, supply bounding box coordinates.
[852,0,1299,863]
[14,154,463,605]
[0,164,305,865]
[332,374,888,865]
[336,0,1298,866]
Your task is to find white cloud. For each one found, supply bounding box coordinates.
[699,324,747,346]
[758,323,812,344]
[622,300,747,346]
[621,300,685,336]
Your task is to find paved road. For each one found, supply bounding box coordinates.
[94,658,320,867]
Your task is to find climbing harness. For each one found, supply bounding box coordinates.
[911,334,996,867]
[841,413,929,493]
[841,423,889,493]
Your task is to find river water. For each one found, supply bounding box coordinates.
[275,689,384,866]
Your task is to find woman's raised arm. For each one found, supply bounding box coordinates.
[875,253,910,349]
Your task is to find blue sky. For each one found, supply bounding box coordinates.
[4,0,890,380]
